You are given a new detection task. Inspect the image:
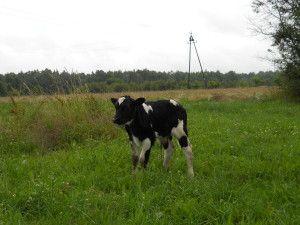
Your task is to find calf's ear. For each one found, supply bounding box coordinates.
[134,97,146,106]
[111,98,118,105]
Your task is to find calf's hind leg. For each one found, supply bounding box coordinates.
[160,137,174,169]
[179,136,194,177]
[171,120,194,177]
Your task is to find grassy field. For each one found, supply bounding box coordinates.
[0,88,299,224]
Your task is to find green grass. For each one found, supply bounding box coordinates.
[0,97,299,224]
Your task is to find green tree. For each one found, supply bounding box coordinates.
[252,0,300,97]
[253,75,264,86]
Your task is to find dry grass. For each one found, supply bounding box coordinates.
[0,95,118,153]
[114,86,276,101]
[0,86,277,103]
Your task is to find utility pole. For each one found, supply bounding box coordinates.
[187,33,207,89]
[188,33,193,89]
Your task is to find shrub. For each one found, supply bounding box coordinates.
[208,81,221,89]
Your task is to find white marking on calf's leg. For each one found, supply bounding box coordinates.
[171,120,194,177]
[183,145,194,177]
[139,138,151,165]
[132,136,141,147]
[130,141,139,174]
[163,140,174,169]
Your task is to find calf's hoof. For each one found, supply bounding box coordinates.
[188,169,194,178]
[131,168,137,175]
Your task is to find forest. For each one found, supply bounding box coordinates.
[0,69,279,96]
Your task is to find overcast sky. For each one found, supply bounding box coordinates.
[0,0,274,74]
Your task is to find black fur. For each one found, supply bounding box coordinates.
[162,141,169,149]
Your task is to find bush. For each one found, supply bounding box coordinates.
[208,81,221,89]
[112,83,129,92]
[282,65,300,99]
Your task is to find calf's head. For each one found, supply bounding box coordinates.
[110,96,146,125]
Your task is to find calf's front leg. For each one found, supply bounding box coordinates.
[139,138,152,169]
[130,141,139,174]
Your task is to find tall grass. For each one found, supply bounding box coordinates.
[0,87,275,155]
[0,95,118,154]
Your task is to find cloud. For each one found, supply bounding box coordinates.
[0,0,273,73]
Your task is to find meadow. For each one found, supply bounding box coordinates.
[0,87,299,224]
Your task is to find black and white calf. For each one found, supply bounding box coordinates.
[111,96,194,177]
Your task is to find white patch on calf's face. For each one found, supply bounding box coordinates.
[142,103,153,114]
[170,99,178,106]
[118,97,125,105]
[125,119,133,125]
[171,119,185,138]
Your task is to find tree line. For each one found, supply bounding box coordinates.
[0,69,280,96]
[0,69,279,96]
